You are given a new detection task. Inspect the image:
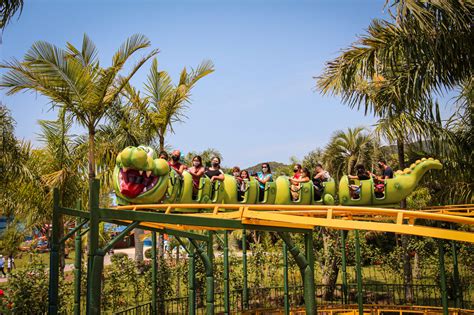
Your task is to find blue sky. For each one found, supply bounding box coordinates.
[2,0,412,167]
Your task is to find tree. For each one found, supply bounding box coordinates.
[0,0,23,29]
[139,58,214,151]
[316,0,473,302]
[1,34,158,185]
[323,127,373,179]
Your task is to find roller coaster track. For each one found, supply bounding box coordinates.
[115,203,474,243]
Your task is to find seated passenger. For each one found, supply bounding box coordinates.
[159,151,169,160]
[348,164,371,199]
[205,156,225,183]
[255,163,273,201]
[168,150,187,176]
[312,163,331,200]
[292,164,302,179]
[188,155,205,197]
[289,167,310,201]
[232,166,242,186]
[240,170,250,192]
[371,160,394,198]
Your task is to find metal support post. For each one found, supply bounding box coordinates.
[188,236,214,315]
[304,232,316,314]
[283,243,289,315]
[278,232,315,315]
[438,239,448,315]
[340,230,348,304]
[188,246,196,315]
[354,230,363,315]
[242,228,248,310]
[223,231,230,315]
[87,179,101,315]
[151,231,157,314]
[74,200,83,315]
[206,231,214,315]
[451,225,462,308]
[48,188,61,315]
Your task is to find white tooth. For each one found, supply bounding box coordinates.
[146,170,152,177]
[139,170,143,175]
[142,188,146,193]
[123,167,129,172]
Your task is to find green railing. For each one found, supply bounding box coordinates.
[113,283,473,314]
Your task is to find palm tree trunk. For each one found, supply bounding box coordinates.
[397,138,414,303]
[134,228,144,262]
[159,134,165,152]
[321,228,340,301]
[88,126,96,182]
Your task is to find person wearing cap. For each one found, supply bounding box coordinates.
[168,150,187,176]
[0,255,5,277]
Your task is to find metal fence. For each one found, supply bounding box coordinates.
[113,283,473,314]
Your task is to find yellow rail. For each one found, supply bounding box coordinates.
[115,203,474,243]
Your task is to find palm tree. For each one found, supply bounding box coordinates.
[0,0,23,28]
[323,127,373,178]
[1,34,158,185]
[140,58,214,151]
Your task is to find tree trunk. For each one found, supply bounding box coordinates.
[397,138,414,303]
[321,228,340,301]
[348,155,357,175]
[134,228,144,262]
[159,134,165,153]
[88,127,96,182]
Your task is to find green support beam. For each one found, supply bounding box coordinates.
[451,225,462,308]
[99,208,242,229]
[438,239,448,315]
[151,232,157,315]
[242,228,249,310]
[354,230,364,315]
[283,243,289,315]
[59,219,88,244]
[87,179,101,315]
[74,200,83,315]
[278,232,315,315]
[340,230,348,304]
[188,236,214,315]
[223,231,230,315]
[305,232,316,314]
[48,188,61,315]
[188,246,196,315]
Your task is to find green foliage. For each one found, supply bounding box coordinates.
[407,187,432,210]
[184,148,222,167]
[0,224,25,256]
[1,257,48,314]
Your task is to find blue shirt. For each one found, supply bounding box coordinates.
[256,172,273,189]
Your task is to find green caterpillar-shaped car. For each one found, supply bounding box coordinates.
[114,146,442,209]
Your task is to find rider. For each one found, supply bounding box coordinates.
[292,164,302,179]
[255,163,273,201]
[159,151,169,160]
[289,167,310,201]
[348,164,371,199]
[188,155,205,196]
[371,160,394,198]
[168,150,186,176]
[312,163,331,200]
[205,156,225,183]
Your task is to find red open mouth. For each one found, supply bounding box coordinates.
[119,169,158,198]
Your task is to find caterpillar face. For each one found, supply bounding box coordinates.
[114,146,169,204]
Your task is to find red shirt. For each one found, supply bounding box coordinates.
[292,172,301,180]
[168,161,182,172]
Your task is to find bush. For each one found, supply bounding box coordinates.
[110,252,128,263]
[1,258,48,314]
